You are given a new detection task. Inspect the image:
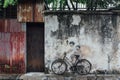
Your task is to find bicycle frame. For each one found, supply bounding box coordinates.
[51,53,92,75]
[64,56,73,67]
[63,56,79,67]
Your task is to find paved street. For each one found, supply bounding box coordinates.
[18,73,120,80]
[0,72,120,80]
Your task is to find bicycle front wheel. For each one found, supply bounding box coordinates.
[76,59,92,75]
[51,59,67,75]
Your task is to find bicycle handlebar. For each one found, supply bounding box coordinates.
[64,52,66,55]
[63,52,67,59]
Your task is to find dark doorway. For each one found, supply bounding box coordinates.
[27,22,44,72]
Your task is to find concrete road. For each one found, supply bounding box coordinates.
[19,72,120,80]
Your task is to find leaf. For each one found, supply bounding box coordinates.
[78,0,87,4]
[47,0,53,4]
[3,0,9,8]
[3,0,17,8]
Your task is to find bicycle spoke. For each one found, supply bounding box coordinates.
[76,59,91,75]
[51,60,67,75]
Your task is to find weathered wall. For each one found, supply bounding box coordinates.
[45,12,120,73]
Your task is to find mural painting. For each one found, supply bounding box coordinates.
[45,13,120,74]
[0,19,26,73]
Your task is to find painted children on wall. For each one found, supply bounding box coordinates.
[71,45,81,64]
[65,41,81,64]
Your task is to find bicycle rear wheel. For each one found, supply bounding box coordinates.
[51,59,67,75]
[76,59,92,75]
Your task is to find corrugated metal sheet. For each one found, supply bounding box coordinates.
[17,2,44,22]
[34,3,44,22]
[17,3,33,22]
[0,19,26,74]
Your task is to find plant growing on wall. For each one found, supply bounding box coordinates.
[0,0,119,10]
[3,0,17,8]
[44,0,70,10]
[0,0,2,10]
[45,0,120,10]
[84,0,120,10]
[0,0,17,9]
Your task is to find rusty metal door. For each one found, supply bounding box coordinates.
[27,23,44,72]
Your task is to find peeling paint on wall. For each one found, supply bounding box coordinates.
[45,13,120,73]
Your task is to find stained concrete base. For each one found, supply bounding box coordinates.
[0,74,20,79]
[0,73,119,80]
[19,73,120,80]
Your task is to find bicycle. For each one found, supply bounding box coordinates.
[51,52,92,75]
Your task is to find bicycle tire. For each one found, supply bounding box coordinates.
[51,59,67,75]
[76,59,92,75]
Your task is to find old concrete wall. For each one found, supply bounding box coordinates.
[45,11,120,73]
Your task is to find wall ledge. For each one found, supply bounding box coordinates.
[44,10,120,15]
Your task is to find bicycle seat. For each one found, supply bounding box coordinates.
[74,55,80,59]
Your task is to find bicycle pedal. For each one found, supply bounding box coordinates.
[71,71,75,73]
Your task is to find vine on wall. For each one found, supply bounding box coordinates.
[0,0,17,8]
